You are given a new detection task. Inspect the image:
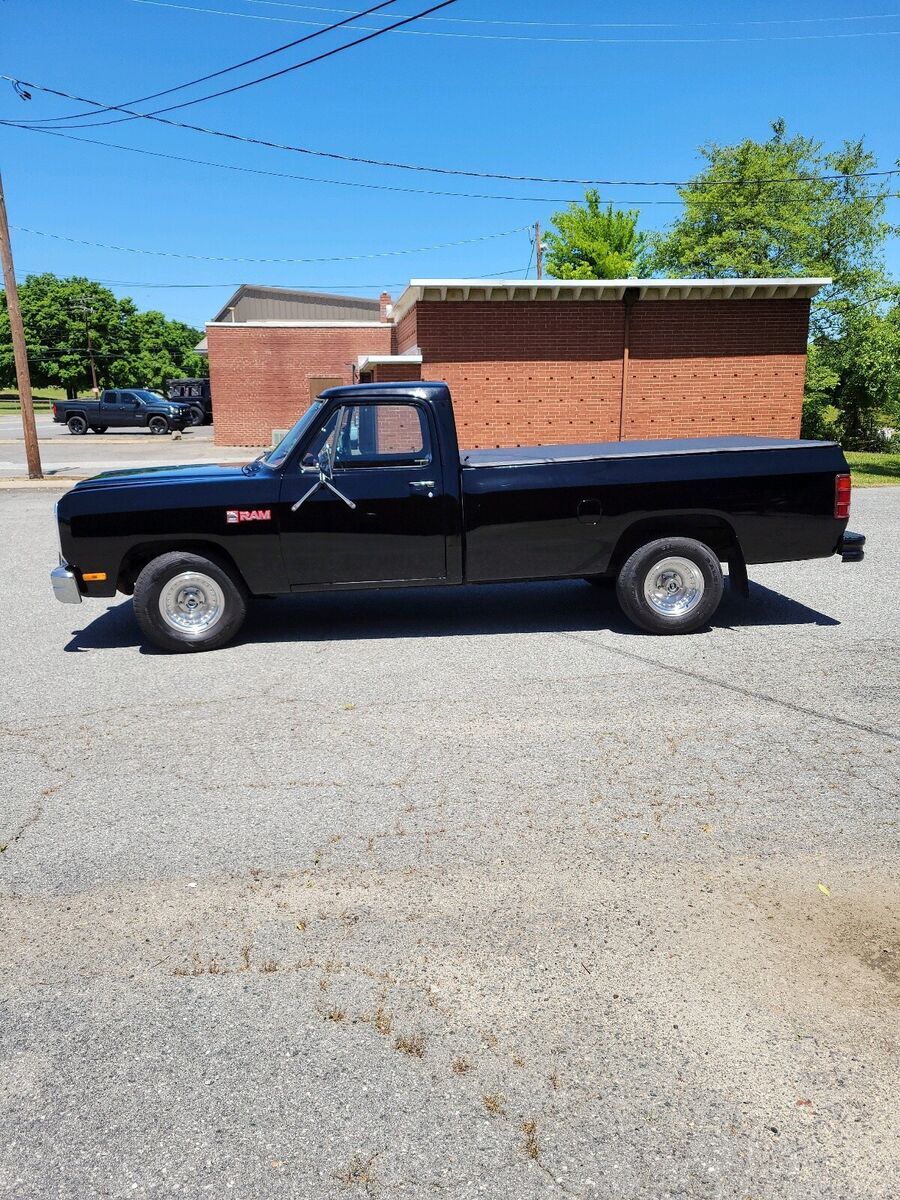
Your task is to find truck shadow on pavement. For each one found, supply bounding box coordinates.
[63,579,840,653]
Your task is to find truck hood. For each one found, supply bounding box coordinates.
[71,461,264,491]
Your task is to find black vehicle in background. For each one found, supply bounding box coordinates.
[50,382,864,652]
[167,378,212,426]
[51,389,194,435]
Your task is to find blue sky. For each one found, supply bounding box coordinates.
[1,0,898,329]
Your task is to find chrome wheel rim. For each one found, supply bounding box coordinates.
[643,556,705,617]
[158,572,225,637]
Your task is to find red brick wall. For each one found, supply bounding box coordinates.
[393,306,418,355]
[409,297,810,449]
[369,362,422,384]
[208,298,811,449]
[413,301,626,448]
[624,300,808,440]
[209,324,392,446]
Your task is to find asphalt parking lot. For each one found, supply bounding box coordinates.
[1,486,898,1200]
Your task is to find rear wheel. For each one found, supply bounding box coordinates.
[132,552,247,652]
[615,537,723,635]
[67,414,87,435]
[187,405,204,426]
[148,415,169,435]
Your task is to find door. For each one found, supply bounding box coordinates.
[120,391,146,428]
[99,390,121,426]
[279,400,447,588]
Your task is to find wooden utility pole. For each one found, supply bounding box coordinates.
[77,300,99,392]
[535,220,543,279]
[0,171,42,478]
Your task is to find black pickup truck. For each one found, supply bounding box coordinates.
[52,389,195,435]
[51,382,864,652]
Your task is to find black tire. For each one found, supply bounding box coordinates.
[187,405,204,427]
[615,537,724,635]
[132,551,248,653]
[148,416,169,435]
[67,414,87,435]
[95,425,108,433]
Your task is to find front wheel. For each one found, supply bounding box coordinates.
[187,405,204,426]
[67,415,87,435]
[148,416,169,435]
[615,537,724,635]
[133,552,248,652]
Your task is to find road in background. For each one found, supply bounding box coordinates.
[1,488,898,1200]
[0,413,261,477]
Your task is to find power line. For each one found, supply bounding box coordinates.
[123,0,900,44]
[14,0,403,127]
[4,74,898,190]
[215,2,900,30]
[0,122,658,203]
[15,265,529,289]
[20,0,460,132]
[9,222,531,262]
[5,121,900,215]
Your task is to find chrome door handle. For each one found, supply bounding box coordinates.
[409,480,435,490]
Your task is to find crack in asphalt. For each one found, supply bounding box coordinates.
[559,631,900,746]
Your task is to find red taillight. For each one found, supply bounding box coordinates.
[52,403,57,416]
[835,473,851,520]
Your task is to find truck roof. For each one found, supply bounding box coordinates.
[461,436,835,468]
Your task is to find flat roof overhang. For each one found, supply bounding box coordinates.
[205,319,388,329]
[391,277,831,323]
[357,352,423,372]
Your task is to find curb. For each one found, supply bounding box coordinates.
[0,478,79,489]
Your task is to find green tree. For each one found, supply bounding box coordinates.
[112,309,207,390]
[544,190,646,279]
[808,297,900,447]
[0,273,205,396]
[647,121,899,446]
[645,120,893,323]
[0,274,129,397]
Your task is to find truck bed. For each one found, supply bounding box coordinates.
[460,435,831,468]
[459,434,848,583]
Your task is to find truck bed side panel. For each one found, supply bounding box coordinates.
[461,444,847,582]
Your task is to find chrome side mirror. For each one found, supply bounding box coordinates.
[317,447,332,479]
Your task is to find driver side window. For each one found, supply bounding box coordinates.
[334,404,431,467]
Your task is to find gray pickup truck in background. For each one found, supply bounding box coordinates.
[51,389,195,435]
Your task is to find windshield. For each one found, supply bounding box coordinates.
[264,400,325,469]
[133,390,166,403]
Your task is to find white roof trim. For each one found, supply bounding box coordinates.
[391,276,831,322]
[206,319,388,329]
[357,353,424,371]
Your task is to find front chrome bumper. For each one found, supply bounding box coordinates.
[51,562,82,604]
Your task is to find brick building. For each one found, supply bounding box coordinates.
[204,277,827,448]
